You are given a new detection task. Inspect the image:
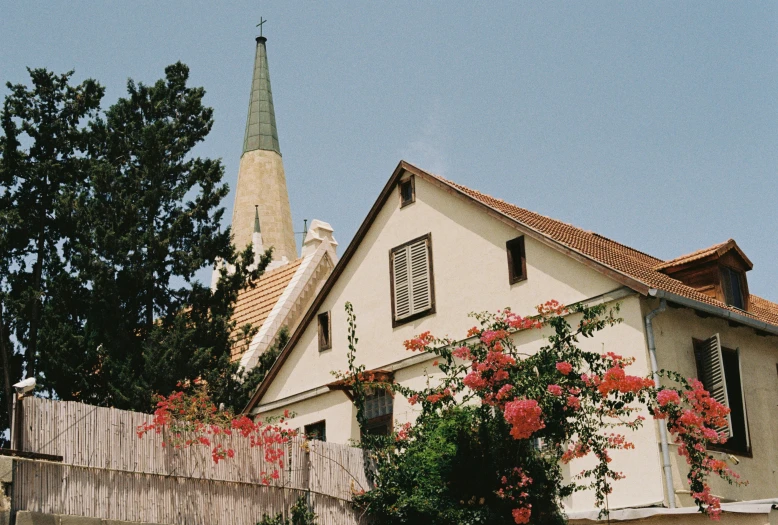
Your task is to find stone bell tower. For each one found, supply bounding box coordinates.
[231,33,297,262]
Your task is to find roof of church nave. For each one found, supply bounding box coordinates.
[230,258,303,361]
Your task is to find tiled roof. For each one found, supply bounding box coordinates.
[750,295,778,327]
[652,240,732,270]
[427,172,778,329]
[243,160,778,413]
[653,239,753,271]
[231,259,303,359]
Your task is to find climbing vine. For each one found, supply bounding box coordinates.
[136,380,296,485]
[339,300,744,524]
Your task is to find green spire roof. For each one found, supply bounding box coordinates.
[243,36,280,155]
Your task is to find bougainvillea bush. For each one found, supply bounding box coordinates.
[136,380,296,485]
[342,301,744,524]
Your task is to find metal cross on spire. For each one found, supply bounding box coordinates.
[256,17,267,37]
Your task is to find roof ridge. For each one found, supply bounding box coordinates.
[654,240,733,270]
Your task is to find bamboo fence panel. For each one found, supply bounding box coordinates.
[13,397,370,525]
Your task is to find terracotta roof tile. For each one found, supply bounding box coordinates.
[230,259,303,359]
[427,172,778,329]
[652,240,733,270]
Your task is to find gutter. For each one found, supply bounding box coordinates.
[644,299,675,509]
[648,289,778,337]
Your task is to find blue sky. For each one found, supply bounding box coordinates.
[2,2,776,300]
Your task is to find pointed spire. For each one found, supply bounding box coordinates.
[243,35,280,155]
[253,205,261,233]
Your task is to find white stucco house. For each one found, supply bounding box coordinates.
[243,160,778,523]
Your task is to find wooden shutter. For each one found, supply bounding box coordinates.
[409,239,431,313]
[393,246,411,319]
[392,235,433,322]
[698,334,733,437]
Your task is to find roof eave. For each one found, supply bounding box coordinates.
[649,289,778,337]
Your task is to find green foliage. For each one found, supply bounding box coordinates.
[256,496,317,525]
[0,63,269,430]
[360,406,566,525]
[224,325,290,413]
[0,68,104,443]
[343,301,740,524]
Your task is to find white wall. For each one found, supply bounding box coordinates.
[261,173,619,403]
[647,300,778,504]
[253,171,679,512]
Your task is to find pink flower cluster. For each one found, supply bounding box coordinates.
[495,467,534,524]
[503,399,545,440]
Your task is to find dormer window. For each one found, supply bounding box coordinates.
[655,239,752,312]
[721,266,746,310]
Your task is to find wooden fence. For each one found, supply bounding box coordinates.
[11,397,371,525]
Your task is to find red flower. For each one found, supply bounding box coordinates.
[503,399,545,440]
[512,506,532,524]
[656,389,681,407]
[566,395,581,410]
[555,361,573,375]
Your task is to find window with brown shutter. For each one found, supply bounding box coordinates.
[693,335,751,455]
[390,234,435,326]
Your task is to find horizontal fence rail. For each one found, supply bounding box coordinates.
[12,397,371,525]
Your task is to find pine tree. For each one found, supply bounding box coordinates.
[0,69,104,444]
[1,64,273,434]
[45,62,267,411]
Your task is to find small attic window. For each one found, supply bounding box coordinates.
[399,177,415,208]
[721,266,746,310]
[318,311,332,351]
[506,236,527,284]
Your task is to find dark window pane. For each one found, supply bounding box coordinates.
[506,236,526,284]
[729,269,744,309]
[304,421,326,442]
[722,350,748,454]
[399,179,414,206]
[318,312,331,350]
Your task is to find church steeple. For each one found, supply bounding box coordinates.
[231,31,297,262]
[243,36,280,156]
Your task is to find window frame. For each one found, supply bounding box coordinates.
[304,420,327,442]
[389,233,436,327]
[362,389,394,437]
[506,236,527,284]
[318,311,332,351]
[720,265,747,311]
[692,336,752,456]
[398,176,416,208]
